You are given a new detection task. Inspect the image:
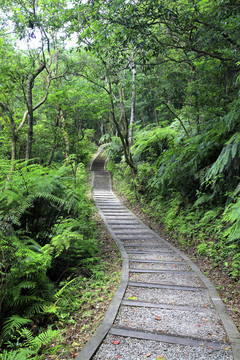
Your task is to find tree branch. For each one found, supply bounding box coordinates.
[162,100,190,137]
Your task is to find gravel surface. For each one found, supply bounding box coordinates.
[111,229,150,233]
[129,253,184,261]
[94,174,111,191]
[126,247,172,252]
[123,241,169,247]
[114,306,227,342]
[108,220,140,225]
[124,287,213,307]
[118,236,158,241]
[93,335,233,360]
[129,261,190,271]
[111,225,145,229]
[122,239,168,244]
[129,272,204,287]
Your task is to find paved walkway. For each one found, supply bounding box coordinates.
[77,151,240,360]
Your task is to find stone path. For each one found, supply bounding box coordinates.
[76,151,240,360]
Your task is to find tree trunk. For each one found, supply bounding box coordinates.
[59,109,69,160]
[129,51,136,148]
[26,113,33,160]
[118,86,128,140]
[48,112,60,166]
[104,67,137,174]
[48,136,56,166]
[25,62,46,160]
[163,100,190,137]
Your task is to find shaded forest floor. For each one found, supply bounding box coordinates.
[115,191,240,333]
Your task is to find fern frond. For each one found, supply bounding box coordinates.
[194,193,214,207]
[34,328,59,348]
[206,133,240,182]
[0,348,33,360]
[2,315,32,338]
[21,327,60,351]
[23,301,45,317]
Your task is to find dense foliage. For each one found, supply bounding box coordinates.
[0,0,240,356]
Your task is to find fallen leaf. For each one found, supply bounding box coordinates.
[155,316,161,321]
[113,340,120,345]
[128,296,137,300]
[146,352,151,357]
[117,356,121,359]
[225,346,230,350]
[197,324,201,327]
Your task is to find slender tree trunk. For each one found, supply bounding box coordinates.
[163,101,190,137]
[118,86,128,140]
[129,51,136,148]
[59,109,69,160]
[10,125,17,173]
[26,113,33,160]
[48,136,56,166]
[104,67,137,174]
[48,112,60,166]
[9,118,17,164]
[26,73,34,160]
[25,62,46,160]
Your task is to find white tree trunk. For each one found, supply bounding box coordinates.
[129,50,136,148]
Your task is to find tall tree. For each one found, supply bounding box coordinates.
[0,0,69,160]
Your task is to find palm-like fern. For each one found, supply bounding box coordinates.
[20,327,60,352]
[0,158,98,354]
[0,348,33,360]
[205,133,240,184]
[2,316,32,339]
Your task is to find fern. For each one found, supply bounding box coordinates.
[2,316,32,339]
[205,133,240,183]
[20,327,60,351]
[0,157,98,350]
[105,136,124,163]
[0,349,33,360]
[194,193,215,207]
[223,197,240,244]
[132,126,175,164]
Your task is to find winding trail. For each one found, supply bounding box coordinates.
[77,151,240,360]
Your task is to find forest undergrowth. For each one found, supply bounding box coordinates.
[41,213,121,360]
[0,148,121,359]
